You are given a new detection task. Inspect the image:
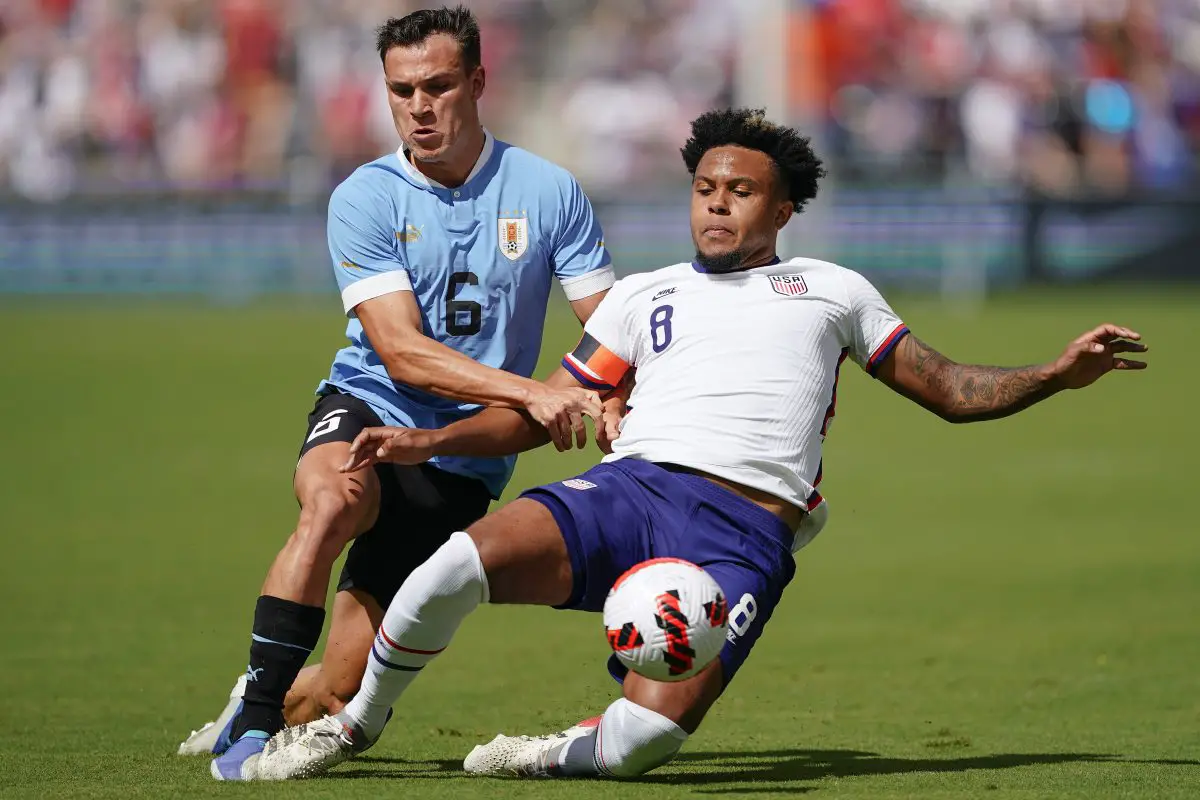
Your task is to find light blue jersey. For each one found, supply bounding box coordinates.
[319,131,613,497]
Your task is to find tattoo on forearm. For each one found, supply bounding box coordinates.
[901,335,1053,421]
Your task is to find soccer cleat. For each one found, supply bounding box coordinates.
[462,717,598,778]
[254,714,377,780]
[209,730,269,781]
[178,674,246,756]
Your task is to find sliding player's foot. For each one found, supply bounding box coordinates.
[178,674,246,756]
[255,714,376,780]
[463,717,599,777]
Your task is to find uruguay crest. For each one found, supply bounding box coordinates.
[769,274,808,297]
[498,217,528,261]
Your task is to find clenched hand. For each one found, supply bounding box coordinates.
[524,385,603,452]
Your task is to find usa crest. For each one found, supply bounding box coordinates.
[498,217,528,261]
[769,274,808,297]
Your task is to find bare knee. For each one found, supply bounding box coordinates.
[623,660,724,735]
[290,482,375,563]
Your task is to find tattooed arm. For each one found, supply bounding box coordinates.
[876,324,1148,423]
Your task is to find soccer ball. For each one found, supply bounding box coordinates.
[603,558,728,682]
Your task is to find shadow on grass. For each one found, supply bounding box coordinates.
[637,749,1200,792]
[333,755,464,779]
[322,749,1200,789]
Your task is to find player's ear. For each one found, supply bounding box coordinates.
[470,65,486,101]
[774,200,793,230]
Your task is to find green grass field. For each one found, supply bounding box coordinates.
[1,288,1197,799]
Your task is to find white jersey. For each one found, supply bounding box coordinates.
[561,257,907,524]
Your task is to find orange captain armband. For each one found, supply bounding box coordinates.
[562,333,630,391]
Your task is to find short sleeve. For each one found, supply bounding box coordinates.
[560,280,633,390]
[552,174,614,301]
[840,268,909,376]
[328,180,411,316]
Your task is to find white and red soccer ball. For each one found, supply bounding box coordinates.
[603,558,728,682]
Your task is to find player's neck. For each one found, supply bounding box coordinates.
[744,251,781,269]
[410,126,487,188]
[693,250,781,274]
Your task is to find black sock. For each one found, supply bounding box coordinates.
[231,595,325,740]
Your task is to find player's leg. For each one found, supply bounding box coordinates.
[466,466,799,779]
[341,497,574,735]
[177,441,374,762]
[508,562,786,779]
[283,589,381,725]
[232,440,380,730]
[283,665,324,724]
[255,497,583,779]
[282,464,491,726]
[623,661,725,735]
[210,393,383,780]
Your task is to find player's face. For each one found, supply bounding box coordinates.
[690,146,793,272]
[383,34,486,164]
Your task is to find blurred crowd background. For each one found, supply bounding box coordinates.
[812,0,1200,195]
[1,0,1197,292]
[0,0,740,200]
[4,0,1198,201]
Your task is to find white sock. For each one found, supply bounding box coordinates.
[341,531,488,738]
[557,698,688,778]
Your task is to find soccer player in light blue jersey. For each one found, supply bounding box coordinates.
[188,7,616,781]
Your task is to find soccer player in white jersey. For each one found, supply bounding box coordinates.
[254,108,1147,781]
[190,7,618,781]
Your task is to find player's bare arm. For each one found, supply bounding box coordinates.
[568,291,607,324]
[877,323,1148,423]
[340,366,607,473]
[356,290,603,428]
[596,369,635,454]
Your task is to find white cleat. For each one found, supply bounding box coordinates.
[463,720,596,778]
[256,716,367,780]
[177,674,246,756]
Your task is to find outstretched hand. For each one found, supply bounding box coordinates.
[339,427,434,472]
[1050,324,1147,390]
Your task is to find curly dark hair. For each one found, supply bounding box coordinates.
[376,5,481,70]
[681,108,825,212]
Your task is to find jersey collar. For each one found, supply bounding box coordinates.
[395,128,495,190]
[691,255,782,274]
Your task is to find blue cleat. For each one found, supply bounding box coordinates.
[210,730,270,781]
[210,703,243,756]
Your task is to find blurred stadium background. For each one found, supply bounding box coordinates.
[2,0,1199,295]
[2,2,1197,798]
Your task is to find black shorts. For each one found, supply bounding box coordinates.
[299,389,493,608]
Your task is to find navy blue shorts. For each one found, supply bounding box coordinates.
[521,458,797,686]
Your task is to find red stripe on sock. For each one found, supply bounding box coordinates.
[379,628,445,656]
